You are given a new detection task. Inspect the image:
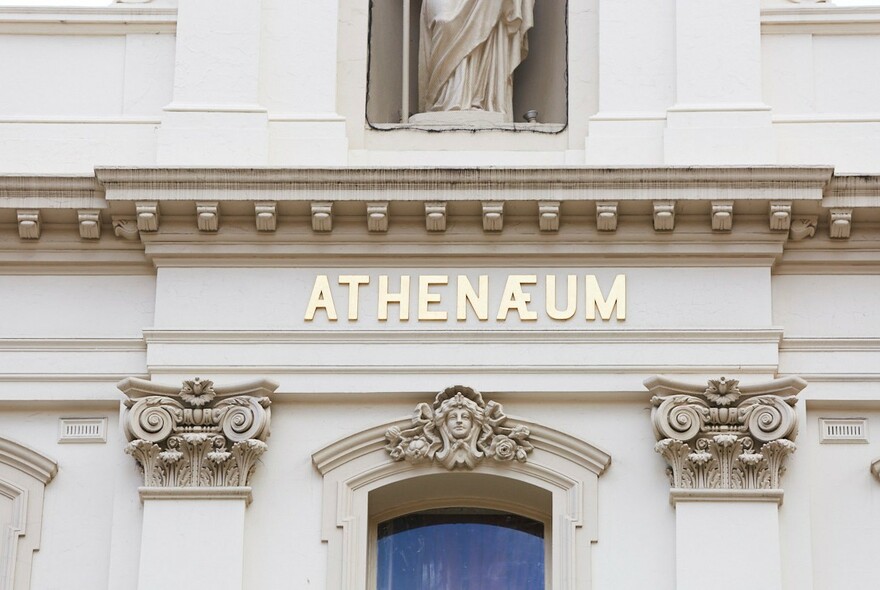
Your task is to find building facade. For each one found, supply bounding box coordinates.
[1,1,880,589]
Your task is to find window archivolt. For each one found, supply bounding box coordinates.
[312,393,610,590]
[0,436,57,590]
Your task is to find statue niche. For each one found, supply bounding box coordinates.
[411,0,535,125]
[365,0,566,128]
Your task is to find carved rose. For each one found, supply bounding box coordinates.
[179,378,216,407]
[490,436,517,461]
[704,377,741,407]
[405,438,430,462]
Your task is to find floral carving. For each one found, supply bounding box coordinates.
[179,378,217,407]
[385,385,533,470]
[121,377,273,488]
[704,377,740,406]
[650,376,801,491]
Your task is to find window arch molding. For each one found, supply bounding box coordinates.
[0,436,57,590]
[312,417,611,590]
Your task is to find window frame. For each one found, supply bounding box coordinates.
[312,416,610,590]
[368,495,552,590]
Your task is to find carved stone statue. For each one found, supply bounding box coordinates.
[415,0,535,124]
[385,385,532,470]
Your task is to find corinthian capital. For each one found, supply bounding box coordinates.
[646,376,806,493]
[118,377,278,488]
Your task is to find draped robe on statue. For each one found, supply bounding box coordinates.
[419,0,535,122]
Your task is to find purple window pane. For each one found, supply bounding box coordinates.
[377,508,544,590]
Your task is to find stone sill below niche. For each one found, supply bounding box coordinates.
[369,122,566,134]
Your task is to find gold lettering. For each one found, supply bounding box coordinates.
[496,275,538,321]
[304,275,338,321]
[546,274,577,320]
[456,275,489,321]
[418,275,448,321]
[585,274,626,320]
[378,275,411,321]
[338,275,370,321]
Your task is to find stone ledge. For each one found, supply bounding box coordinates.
[670,488,784,506]
[139,486,253,504]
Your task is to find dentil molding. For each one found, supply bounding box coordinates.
[646,375,806,498]
[118,377,277,489]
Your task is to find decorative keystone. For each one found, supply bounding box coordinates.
[646,375,806,492]
[196,202,219,232]
[596,202,618,232]
[769,201,792,232]
[653,201,675,231]
[367,202,389,232]
[78,210,102,240]
[255,201,277,232]
[425,202,447,232]
[482,202,504,232]
[538,201,560,232]
[829,208,852,240]
[311,202,333,232]
[119,377,278,488]
[711,201,733,232]
[135,202,159,232]
[386,385,533,470]
[17,210,41,239]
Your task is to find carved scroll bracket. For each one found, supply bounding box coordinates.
[385,385,533,470]
[646,375,806,496]
[119,377,278,490]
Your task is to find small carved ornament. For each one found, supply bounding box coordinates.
[123,378,271,488]
[652,377,798,490]
[385,386,533,470]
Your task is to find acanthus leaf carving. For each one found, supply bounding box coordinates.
[385,385,533,470]
[121,377,275,488]
[648,376,803,491]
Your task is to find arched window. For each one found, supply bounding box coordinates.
[312,412,610,590]
[0,436,57,590]
[376,507,545,590]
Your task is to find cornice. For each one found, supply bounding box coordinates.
[143,328,784,346]
[95,166,833,196]
[3,167,880,265]
[762,6,880,35]
[825,175,880,207]
[0,6,177,34]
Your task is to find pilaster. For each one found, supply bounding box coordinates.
[585,0,674,164]
[157,0,268,165]
[119,376,278,590]
[647,375,806,590]
[664,0,775,164]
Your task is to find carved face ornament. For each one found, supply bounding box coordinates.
[447,408,473,440]
[385,386,533,470]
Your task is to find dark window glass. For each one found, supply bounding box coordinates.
[376,508,544,590]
